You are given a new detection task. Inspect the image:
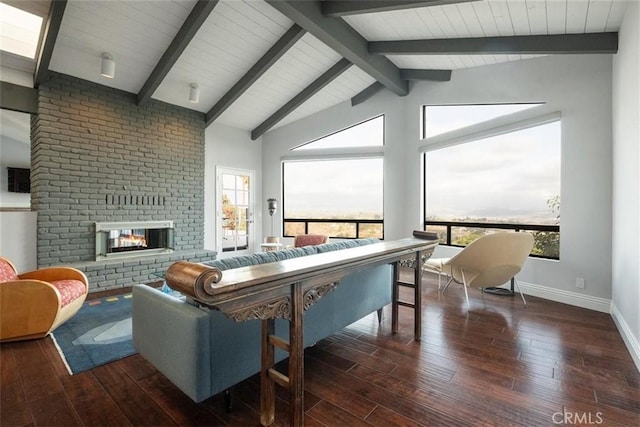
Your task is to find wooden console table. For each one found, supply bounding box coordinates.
[166,237,438,426]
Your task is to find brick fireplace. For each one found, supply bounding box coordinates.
[31,73,215,291]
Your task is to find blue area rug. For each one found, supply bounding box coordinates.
[51,294,135,374]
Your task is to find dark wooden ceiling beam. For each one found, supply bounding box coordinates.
[369,32,619,55]
[350,82,384,107]
[34,0,67,87]
[1,81,38,113]
[351,69,451,107]
[205,24,306,126]
[400,69,451,81]
[322,0,476,17]
[137,0,218,106]
[266,0,408,96]
[252,58,352,140]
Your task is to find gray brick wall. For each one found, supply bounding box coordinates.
[32,72,215,291]
[74,250,216,291]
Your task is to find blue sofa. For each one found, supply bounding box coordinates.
[132,238,392,402]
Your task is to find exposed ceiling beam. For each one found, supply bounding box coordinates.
[1,81,38,114]
[266,0,408,96]
[351,82,384,107]
[350,69,451,107]
[252,58,352,140]
[322,0,476,17]
[33,0,67,87]
[369,32,619,55]
[400,69,451,81]
[137,0,218,106]
[205,24,306,126]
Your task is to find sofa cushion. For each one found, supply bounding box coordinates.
[51,279,86,307]
[275,247,313,260]
[315,238,379,252]
[0,258,18,282]
[202,239,381,271]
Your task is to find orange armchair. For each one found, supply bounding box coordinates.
[0,257,89,342]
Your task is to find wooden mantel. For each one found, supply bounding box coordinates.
[166,237,438,426]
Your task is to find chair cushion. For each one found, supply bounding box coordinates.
[0,259,18,282]
[294,235,327,247]
[51,279,86,307]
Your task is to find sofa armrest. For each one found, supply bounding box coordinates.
[0,280,61,341]
[132,285,213,402]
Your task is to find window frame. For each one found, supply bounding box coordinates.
[420,104,561,260]
[281,115,386,240]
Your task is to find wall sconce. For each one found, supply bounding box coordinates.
[267,198,277,237]
[100,52,115,78]
[189,83,199,103]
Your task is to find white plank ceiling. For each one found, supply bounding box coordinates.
[2,0,630,137]
[344,0,628,70]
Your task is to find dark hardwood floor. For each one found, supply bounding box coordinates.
[2,272,639,426]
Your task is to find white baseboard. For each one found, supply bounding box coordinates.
[517,281,639,372]
[611,302,640,372]
[517,281,611,313]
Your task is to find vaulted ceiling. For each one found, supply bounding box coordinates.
[1,0,626,140]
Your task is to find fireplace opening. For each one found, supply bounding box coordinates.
[96,221,174,260]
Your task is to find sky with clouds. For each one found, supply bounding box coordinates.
[284,158,383,217]
[425,120,561,222]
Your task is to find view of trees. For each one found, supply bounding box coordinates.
[531,196,560,258]
[222,194,239,231]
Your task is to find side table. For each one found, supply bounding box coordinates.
[260,242,283,252]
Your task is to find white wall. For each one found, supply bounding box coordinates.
[612,1,640,369]
[204,123,263,251]
[262,54,614,305]
[0,69,33,211]
[0,211,37,271]
[1,69,35,267]
[0,135,31,208]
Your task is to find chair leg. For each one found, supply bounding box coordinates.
[441,276,454,293]
[224,388,233,412]
[461,270,470,308]
[514,277,527,305]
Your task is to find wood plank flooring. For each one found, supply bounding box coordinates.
[2,272,638,426]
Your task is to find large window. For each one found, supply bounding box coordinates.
[422,104,560,259]
[283,116,384,239]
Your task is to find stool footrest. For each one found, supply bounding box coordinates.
[268,368,290,388]
[396,300,415,309]
[396,280,415,289]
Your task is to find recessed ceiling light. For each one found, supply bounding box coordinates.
[101,52,115,78]
[189,83,199,103]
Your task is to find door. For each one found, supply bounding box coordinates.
[216,167,255,257]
